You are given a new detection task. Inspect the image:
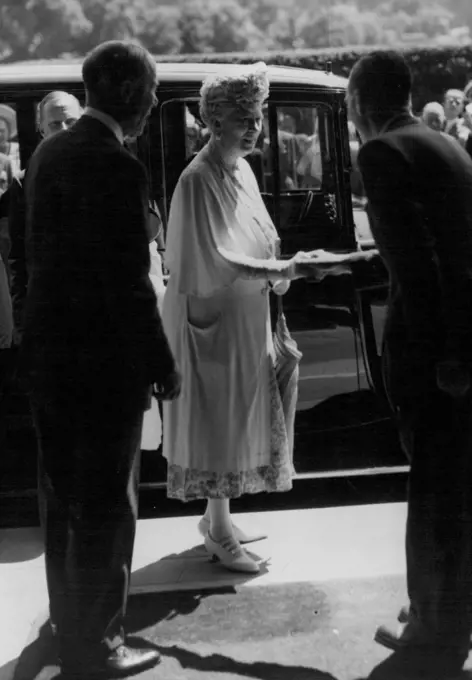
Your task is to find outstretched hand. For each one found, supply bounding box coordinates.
[290,249,379,281]
[287,251,343,281]
[304,248,379,264]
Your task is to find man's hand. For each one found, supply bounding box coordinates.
[153,369,182,401]
[289,250,369,281]
[436,360,471,398]
[293,252,350,281]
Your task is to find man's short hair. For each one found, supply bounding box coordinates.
[444,89,465,103]
[82,41,156,115]
[422,101,445,117]
[350,50,412,118]
[37,91,81,130]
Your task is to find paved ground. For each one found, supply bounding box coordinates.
[1,503,471,679]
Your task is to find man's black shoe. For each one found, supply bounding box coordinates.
[375,621,469,674]
[61,644,161,677]
[106,645,160,675]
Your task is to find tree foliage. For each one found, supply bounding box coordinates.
[0,0,470,62]
[299,4,384,48]
[152,43,472,115]
[0,0,92,61]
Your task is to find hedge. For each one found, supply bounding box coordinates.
[8,44,472,112]
[154,43,472,113]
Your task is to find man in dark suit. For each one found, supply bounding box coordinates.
[8,90,82,343]
[348,50,472,672]
[22,41,180,676]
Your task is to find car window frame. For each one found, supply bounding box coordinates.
[157,91,352,246]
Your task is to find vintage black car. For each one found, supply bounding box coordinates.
[0,60,402,504]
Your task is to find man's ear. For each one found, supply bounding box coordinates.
[351,90,364,119]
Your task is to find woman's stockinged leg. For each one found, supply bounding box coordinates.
[198,499,268,545]
[208,498,233,541]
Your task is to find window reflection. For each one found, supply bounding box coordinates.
[276,106,325,192]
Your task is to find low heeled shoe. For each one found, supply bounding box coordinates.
[204,532,260,574]
[198,516,267,544]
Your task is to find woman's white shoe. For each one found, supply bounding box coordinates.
[204,532,260,574]
[198,516,267,545]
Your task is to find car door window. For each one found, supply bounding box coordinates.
[269,103,341,255]
[277,106,325,191]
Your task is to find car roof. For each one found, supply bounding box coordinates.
[0,60,347,90]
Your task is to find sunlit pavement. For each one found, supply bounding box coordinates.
[1,503,471,679]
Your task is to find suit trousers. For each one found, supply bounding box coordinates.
[31,389,146,662]
[399,378,472,646]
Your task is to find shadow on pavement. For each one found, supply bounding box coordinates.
[6,621,59,680]
[356,648,472,680]
[157,644,339,679]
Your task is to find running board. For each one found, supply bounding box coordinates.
[0,465,410,499]
[138,465,410,491]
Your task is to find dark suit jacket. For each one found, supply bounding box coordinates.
[22,115,176,408]
[7,172,27,337]
[358,115,472,410]
[465,131,472,159]
[0,152,13,270]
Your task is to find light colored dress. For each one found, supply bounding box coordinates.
[162,144,294,501]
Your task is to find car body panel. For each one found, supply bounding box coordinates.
[0,60,399,495]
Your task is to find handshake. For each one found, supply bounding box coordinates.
[283,248,379,281]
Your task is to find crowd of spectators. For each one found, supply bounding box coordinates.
[421,81,472,157]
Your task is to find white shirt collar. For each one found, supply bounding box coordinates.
[84,107,124,145]
[445,118,459,133]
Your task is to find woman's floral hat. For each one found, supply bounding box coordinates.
[200,62,270,124]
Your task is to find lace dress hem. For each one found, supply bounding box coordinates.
[165,360,294,501]
[166,462,294,502]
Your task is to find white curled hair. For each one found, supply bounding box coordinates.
[199,62,270,128]
[422,101,445,118]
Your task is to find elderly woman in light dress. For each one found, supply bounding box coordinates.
[160,63,353,574]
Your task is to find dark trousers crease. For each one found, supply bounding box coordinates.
[385,346,472,646]
[32,392,145,661]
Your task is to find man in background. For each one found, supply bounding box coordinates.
[421,101,446,132]
[348,50,472,673]
[8,90,82,343]
[443,88,466,138]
